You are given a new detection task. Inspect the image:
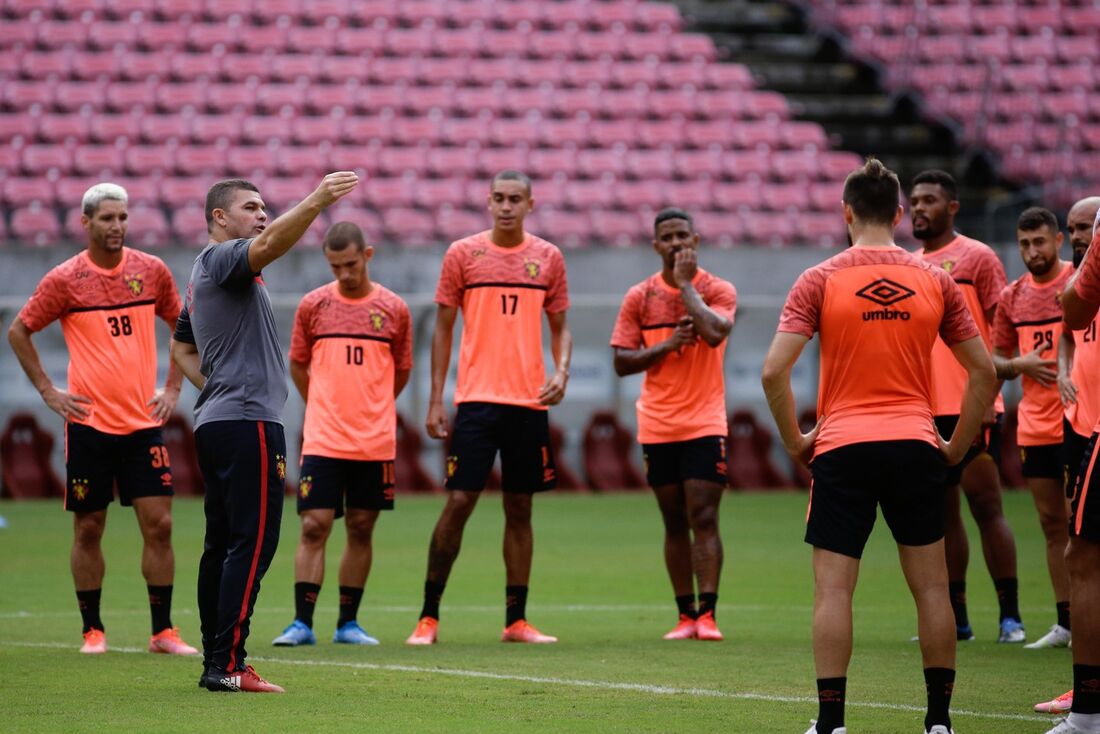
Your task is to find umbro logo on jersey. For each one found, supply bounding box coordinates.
[220,675,241,691]
[856,278,915,307]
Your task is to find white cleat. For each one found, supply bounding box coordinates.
[1044,718,1089,734]
[925,726,955,734]
[803,722,846,734]
[1025,624,1072,649]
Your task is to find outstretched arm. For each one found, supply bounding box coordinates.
[246,172,359,273]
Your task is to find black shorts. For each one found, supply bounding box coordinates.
[445,402,555,493]
[642,436,728,487]
[934,414,1002,487]
[64,422,174,513]
[297,455,395,516]
[1069,431,1100,542]
[1021,443,1062,480]
[1063,419,1091,496]
[807,440,947,559]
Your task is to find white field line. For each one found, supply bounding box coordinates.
[1,640,1053,725]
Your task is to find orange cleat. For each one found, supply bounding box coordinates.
[206,664,285,693]
[663,614,697,640]
[80,629,107,654]
[501,620,557,643]
[148,627,199,655]
[694,611,724,641]
[1034,690,1073,714]
[405,616,439,646]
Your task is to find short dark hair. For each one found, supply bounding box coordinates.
[323,221,366,251]
[842,157,901,227]
[205,179,260,231]
[910,169,958,201]
[490,170,532,195]
[654,207,693,233]
[1017,206,1059,234]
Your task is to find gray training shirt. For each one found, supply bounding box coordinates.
[174,238,288,429]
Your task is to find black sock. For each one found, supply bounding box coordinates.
[147,584,173,634]
[76,588,103,633]
[675,594,697,619]
[698,592,718,619]
[815,677,846,734]
[948,581,969,628]
[993,577,1021,622]
[338,586,363,626]
[420,581,445,620]
[924,667,955,731]
[1074,664,1100,714]
[1057,601,1071,631]
[506,585,528,626]
[294,582,321,628]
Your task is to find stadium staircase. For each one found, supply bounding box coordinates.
[670,0,1021,240]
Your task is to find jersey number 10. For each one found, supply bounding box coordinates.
[345,345,364,365]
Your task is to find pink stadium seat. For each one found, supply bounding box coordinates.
[416,178,467,208]
[3,178,55,207]
[242,116,293,145]
[227,146,275,176]
[71,51,121,81]
[22,145,72,175]
[122,205,172,247]
[221,52,276,83]
[625,149,673,179]
[392,116,443,146]
[175,144,226,176]
[530,208,590,249]
[334,27,385,55]
[795,212,848,248]
[107,82,156,112]
[138,22,189,50]
[562,60,614,88]
[0,413,65,499]
[582,410,646,491]
[502,87,554,118]
[538,119,590,148]
[613,180,664,210]
[286,27,336,55]
[427,147,479,178]
[597,88,650,119]
[153,0,204,19]
[441,117,491,146]
[257,83,306,114]
[172,203,213,246]
[140,115,190,143]
[38,114,90,143]
[590,209,645,247]
[5,80,55,109]
[527,148,578,178]
[684,120,732,148]
[780,123,830,152]
[325,204,383,242]
[622,31,672,60]
[565,180,616,209]
[726,410,792,490]
[362,176,413,208]
[342,115,393,145]
[20,50,72,79]
[382,207,436,247]
[612,60,661,88]
[12,203,62,246]
[377,146,429,176]
[291,115,342,146]
[436,206,486,238]
[125,144,175,174]
[577,149,626,179]
[383,27,435,57]
[73,145,124,176]
[589,120,636,148]
[489,117,541,147]
[713,182,762,211]
[158,176,209,206]
[406,85,456,116]
[670,33,717,62]
[90,114,142,144]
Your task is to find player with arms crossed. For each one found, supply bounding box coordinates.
[610,207,735,641]
[1045,203,1100,734]
[407,170,571,645]
[171,173,358,692]
[8,183,197,656]
[272,222,412,647]
[762,159,995,734]
[911,169,1022,643]
[992,207,1074,650]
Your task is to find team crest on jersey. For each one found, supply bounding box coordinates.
[446,455,458,479]
[276,454,286,481]
[71,478,89,501]
[124,273,144,296]
[524,259,541,279]
[299,475,313,499]
[941,260,955,273]
[369,309,386,332]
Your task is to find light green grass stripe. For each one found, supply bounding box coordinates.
[1,640,1054,725]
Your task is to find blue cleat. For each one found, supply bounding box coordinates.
[956,624,974,641]
[998,618,1026,644]
[333,621,380,645]
[272,620,316,647]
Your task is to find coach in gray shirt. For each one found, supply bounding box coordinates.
[171,172,357,693]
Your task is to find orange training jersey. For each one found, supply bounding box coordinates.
[921,234,1006,416]
[993,263,1074,446]
[290,282,412,461]
[18,248,181,435]
[1067,315,1100,438]
[610,269,737,444]
[778,247,978,459]
[435,230,569,410]
[1074,229,1100,433]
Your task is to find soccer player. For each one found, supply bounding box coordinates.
[610,207,735,641]
[171,172,358,692]
[910,169,1022,643]
[406,170,571,646]
[8,183,197,657]
[992,206,1074,650]
[271,222,412,647]
[1046,201,1100,734]
[761,158,995,734]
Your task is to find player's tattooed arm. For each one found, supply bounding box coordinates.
[613,317,696,376]
[673,250,732,347]
[1057,331,1078,406]
[8,318,92,420]
[170,337,206,390]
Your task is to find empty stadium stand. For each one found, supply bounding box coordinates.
[0,0,863,247]
[0,411,65,499]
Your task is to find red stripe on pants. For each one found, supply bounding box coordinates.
[228,422,269,671]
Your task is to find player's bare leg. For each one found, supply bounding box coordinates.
[1030,477,1072,603]
[332,508,380,645]
[685,480,724,640]
[652,484,698,639]
[72,509,108,652]
[408,490,481,644]
[499,492,554,643]
[1061,537,1100,731]
[134,496,195,653]
[272,509,333,647]
[810,547,858,733]
[899,540,957,733]
[961,456,1018,580]
[941,482,974,638]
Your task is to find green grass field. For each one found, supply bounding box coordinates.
[0,491,1070,733]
